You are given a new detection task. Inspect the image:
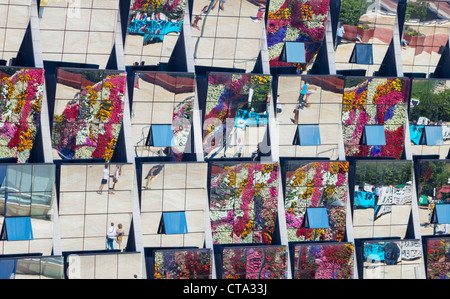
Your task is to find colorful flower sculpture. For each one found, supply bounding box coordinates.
[128,0,186,43]
[153,249,212,279]
[52,73,126,162]
[0,67,45,163]
[267,0,329,73]
[203,73,271,157]
[285,161,349,242]
[222,246,287,279]
[341,77,410,159]
[294,243,354,279]
[427,238,450,279]
[171,95,194,161]
[209,162,279,244]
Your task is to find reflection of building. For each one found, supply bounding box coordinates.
[124,0,187,66]
[333,0,399,76]
[401,0,450,76]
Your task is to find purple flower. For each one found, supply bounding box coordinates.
[370,145,382,157]
[384,105,395,122]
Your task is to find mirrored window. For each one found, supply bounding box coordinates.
[203,73,271,159]
[131,72,195,160]
[38,0,120,68]
[66,252,143,279]
[426,237,450,279]
[409,78,450,158]
[285,161,348,242]
[0,67,45,163]
[416,160,450,237]
[353,160,413,239]
[153,248,212,279]
[140,162,207,248]
[209,161,279,244]
[221,246,287,279]
[124,0,187,66]
[293,243,354,279]
[267,0,330,73]
[276,75,344,159]
[335,0,399,76]
[191,0,267,71]
[0,1,32,63]
[401,1,449,77]
[341,76,409,159]
[363,240,422,279]
[58,163,134,252]
[52,68,126,162]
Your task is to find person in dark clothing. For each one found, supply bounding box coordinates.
[144,164,164,189]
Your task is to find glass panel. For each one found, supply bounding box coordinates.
[435,204,450,224]
[425,126,444,145]
[364,125,386,145]
[298,125,321,145]
[148,124,174,147]
[306,207,329,228]
[4,217,33,241]
[161,211,188,234]
[284,42,306,63]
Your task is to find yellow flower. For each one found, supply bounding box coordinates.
[18,129,34,152]
[104,138,117,162]
[241,220,254,239]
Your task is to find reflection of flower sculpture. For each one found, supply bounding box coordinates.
[52,74,126,162]
[210,162,279,244]
[171,96,193,161]
[0,68,44,163]
[128,0,186,44]
[222,246,287,279]
[154,249,212,279]
[294,243,354,279]
[341,77,409,159]
[285,161,348,242]
[203,73,271,156]
[427,238,450,279]
[267,0,329,73]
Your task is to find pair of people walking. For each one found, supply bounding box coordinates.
[106,223,125,251]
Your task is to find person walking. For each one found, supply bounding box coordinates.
[116,223,125,251]
[336,24,344,50]
[106,223,117,250]
[98,164,110,195]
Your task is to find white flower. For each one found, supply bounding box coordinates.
[322,170,338,185]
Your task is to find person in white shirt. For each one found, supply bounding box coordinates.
[98,164,110,195]
[106,223,117,250]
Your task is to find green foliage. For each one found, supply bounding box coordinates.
[410,80,450,122]
[405,1,430,22]
[355,161,413,187]
[338,0,369,26]
[420,161,450,197]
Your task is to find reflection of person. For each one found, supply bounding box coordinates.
[98,164,109,195]
[251,144,260,161]
[250,6,265,23]
[106,223,117,250]
[219,0,226,11]
[210,0,225,11]
[116,223,125,251]
[293,83,309,124]
[144,164,164,189]
[401,39,408,48]
[112,165,122,191]
[336,24,345,50]
[192,5,208,30]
